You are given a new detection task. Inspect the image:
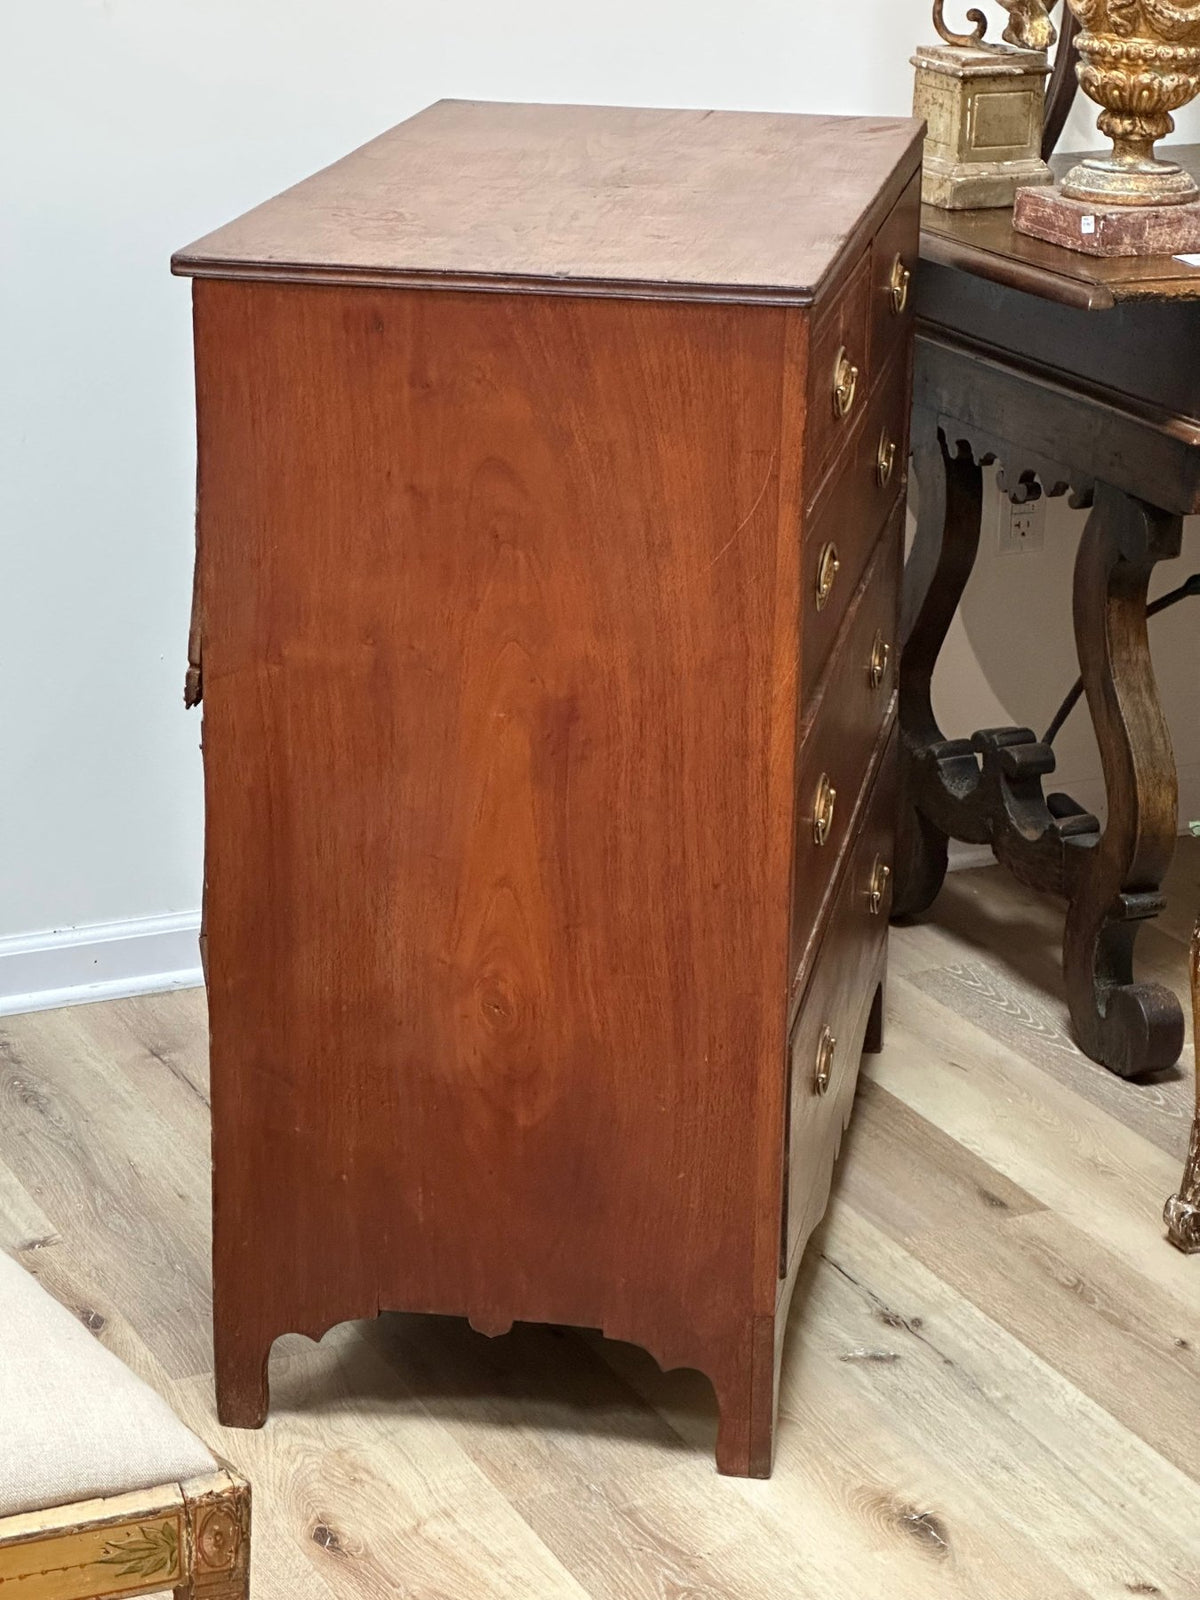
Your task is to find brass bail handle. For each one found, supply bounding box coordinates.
[813,772,836,847]
[814,1026,836,1095]
[815,542,840,612]
[832,346,859,420]
[876,430,897,488]
[888,253,911,316]
[868,629,891,690]
[868,855,892,916]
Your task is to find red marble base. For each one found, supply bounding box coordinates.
[1014,184,1200,257]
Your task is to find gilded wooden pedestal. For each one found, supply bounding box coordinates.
[913,42,1053,208]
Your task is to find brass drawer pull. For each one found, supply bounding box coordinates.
[876,430,897,488]
[868,630,891,689]
[888,253,911,316]
[814,1027,836,1095]
[815,542,840,612]
[813,772,836,846]
[832,346,859,420]
[868,856,892,916]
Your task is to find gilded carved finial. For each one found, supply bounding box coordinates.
[933,0,990,45]
[915,0,1056,207]
[933,0,1057,49]
[1061,0,1200,205]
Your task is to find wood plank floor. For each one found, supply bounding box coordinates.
[3,846,1199,1599]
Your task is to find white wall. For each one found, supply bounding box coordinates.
[3,2,1198,962]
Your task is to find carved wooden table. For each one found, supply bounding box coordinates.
[896,147,1200,1079]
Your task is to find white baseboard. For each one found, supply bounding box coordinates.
[0,913,203,1018]
[4,788,1200,1013]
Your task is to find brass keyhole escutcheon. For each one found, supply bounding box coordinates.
[868,856,892,916]
[876,430,896,488]
[888,253,911,316]
[832,346,859,420]
[813,772,836,847]
[868,630,891,689]
[814,1027,836,1095]
[815,542,840,612]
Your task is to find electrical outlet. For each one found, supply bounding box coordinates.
[995,491,1045,555]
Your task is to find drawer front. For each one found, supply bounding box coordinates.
[869,171,920,383]
[806,249,872,490]
[782,726,897,1272]
[801,349,909,699]
[789,515,900,993]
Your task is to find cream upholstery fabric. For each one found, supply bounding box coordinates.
[0,1250,215,1517]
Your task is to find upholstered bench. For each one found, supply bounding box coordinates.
[0,1250,250,1598]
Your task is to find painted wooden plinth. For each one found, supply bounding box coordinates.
[1014,183,1200,256]
[0,1469,249,1600]
[913,42,1053,210]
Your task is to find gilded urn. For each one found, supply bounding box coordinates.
[1065,0,1200,203]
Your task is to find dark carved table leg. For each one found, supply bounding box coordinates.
[895,405,1186,1077]
[894,416,986,917]
[1064,484,1184,1078]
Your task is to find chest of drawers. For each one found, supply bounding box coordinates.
[173,100,921,1477]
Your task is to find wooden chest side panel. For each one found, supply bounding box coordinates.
[194,280,800,1368]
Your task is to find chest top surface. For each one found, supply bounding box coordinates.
[172,99,922,306]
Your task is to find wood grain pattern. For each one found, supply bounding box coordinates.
[0,1008,212,1378]
[915,260,1200,434]
[356,1314,833,1600]
[172,100,923,308]
[4,844,1200,1593]
[921,143,1200,307]
[793,1206,1200,1598]
[0,1155,57,1254]
[194,278,803,1471]
[909,951,1196,1158]
[910,332,1200,515]
[178,108,919,1477]
[1062,485,1184,1076]
[897,221,1198,1078]
[870,985,1200,1319]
